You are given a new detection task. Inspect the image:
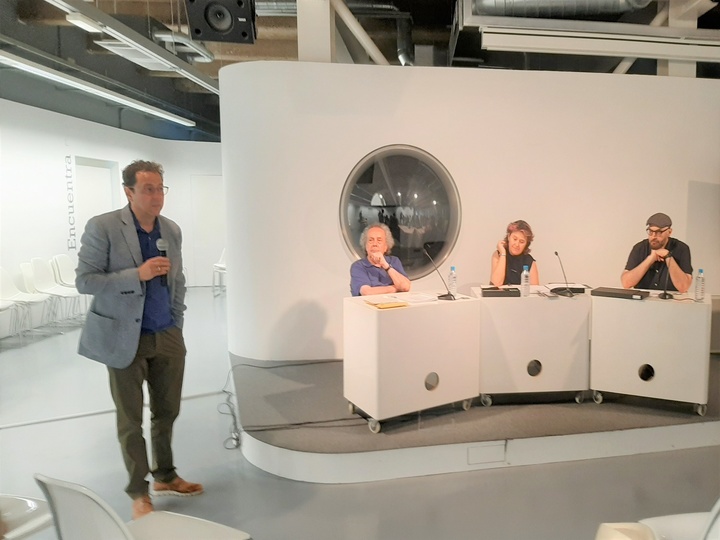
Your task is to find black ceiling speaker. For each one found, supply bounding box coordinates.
[185,0,257,44]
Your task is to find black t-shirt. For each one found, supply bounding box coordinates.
[505,253,535,285]
[624,237,692,291]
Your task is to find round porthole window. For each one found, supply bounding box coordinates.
[339,145,461,280]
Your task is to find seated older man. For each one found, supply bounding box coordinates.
[350,223,411,296]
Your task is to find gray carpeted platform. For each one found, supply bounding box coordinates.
[233,355,720,454]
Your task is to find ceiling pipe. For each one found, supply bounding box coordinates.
[329,0,390,65]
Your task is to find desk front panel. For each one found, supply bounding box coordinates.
[590,294,711,405]
[475,294,591,395]
[343,295,481,420]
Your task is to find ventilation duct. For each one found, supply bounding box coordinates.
[472,0,653,18]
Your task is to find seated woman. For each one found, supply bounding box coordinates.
[350,223,411,296]
[490,220,540,286]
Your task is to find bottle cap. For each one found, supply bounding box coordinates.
[523,265,529,271]
[699,269,703,273]
[451,266,456,271]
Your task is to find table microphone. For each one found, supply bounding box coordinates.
[658,262,673,300]
[156,238,169,287]
[422,245,455,300]
[553,251,574,297]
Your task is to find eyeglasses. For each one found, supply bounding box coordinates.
[128,185,169,196]
[646,227,669,236]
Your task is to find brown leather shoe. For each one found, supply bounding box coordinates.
[131,495,153,520]
[152,476,204,497]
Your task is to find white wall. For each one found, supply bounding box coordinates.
[0,99,223,293]
[220,61,720,362]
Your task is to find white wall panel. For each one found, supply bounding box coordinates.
[220,61,720,362]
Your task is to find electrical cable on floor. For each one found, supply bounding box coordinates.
[218,367,242,450]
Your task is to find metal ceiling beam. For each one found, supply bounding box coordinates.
[40,0,219,94]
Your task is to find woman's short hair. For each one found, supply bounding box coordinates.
[506,220,534,253]
[359,222,395,254]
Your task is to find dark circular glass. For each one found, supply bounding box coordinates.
[339,145,461,280]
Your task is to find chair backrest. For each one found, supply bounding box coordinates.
[34,474,133,540]
[701,495,720,539]
[30,259,58,292]
[51,255,76,287]
[0,267,23,298]
[19,263,36,293]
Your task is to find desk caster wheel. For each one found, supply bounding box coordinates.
[348,402,356,415]
[592,391,603,404]
[461,398,473,411]
[368,419,381,433]
[694,403,707,417]
[480,394,492,407]
[575,392,585,404]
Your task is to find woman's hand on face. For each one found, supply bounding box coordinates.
[496,239,507,256]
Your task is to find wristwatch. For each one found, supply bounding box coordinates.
[665,252,673,261]
[383,265,391,271]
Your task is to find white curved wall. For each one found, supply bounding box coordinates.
[220,61,720,362]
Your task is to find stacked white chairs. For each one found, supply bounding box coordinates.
[596,495,720,540]
[0,299,19,342]
[212,248,227,297]
[0,267,51,336]
[29,258,82,322]
[35,474,252,540]
[0,494,52,539]
[51,254,89,314]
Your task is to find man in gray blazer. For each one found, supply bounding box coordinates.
[76,160,202,520]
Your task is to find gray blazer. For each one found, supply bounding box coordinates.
[75,205,186,369]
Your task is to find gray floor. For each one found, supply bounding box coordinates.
[1,288,719,540]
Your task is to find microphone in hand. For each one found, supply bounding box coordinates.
[156,238,169,287]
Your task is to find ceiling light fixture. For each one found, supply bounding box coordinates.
[42,0,219,94]
[65,12,104,33]
[0,50,196,127]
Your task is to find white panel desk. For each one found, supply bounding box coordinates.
[343,293,481,433]
[470,287,591,405]
[590,292,712,414]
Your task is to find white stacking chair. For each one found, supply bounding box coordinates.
[0,267,52,334]
[50,254,76,287]
[0,493,53,540]
[212,248,227,297]
[30,258,81,322]
[51,254,89,315]
[596,495,720,540]
[0,299,20,342]
[35,474,252,540]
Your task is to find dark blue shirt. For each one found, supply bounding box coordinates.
[130,210,174,334]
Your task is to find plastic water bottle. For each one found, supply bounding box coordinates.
[521,265,530,297]
[695,269,705,301]
[448,266,457,297]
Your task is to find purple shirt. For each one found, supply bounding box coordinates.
[350,256,408,296]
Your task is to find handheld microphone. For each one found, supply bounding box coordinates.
[156,238,169,287]
[658,261,673,300]
[422,245,455,300]
[553,251,574,297]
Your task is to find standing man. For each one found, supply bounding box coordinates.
[76,160,202,520]
[621,212,693,293]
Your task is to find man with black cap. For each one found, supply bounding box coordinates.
[621,212,693,293]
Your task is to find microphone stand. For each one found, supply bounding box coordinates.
[553,251,574,297]
[658,260,673,299]
[422,246,455,301]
